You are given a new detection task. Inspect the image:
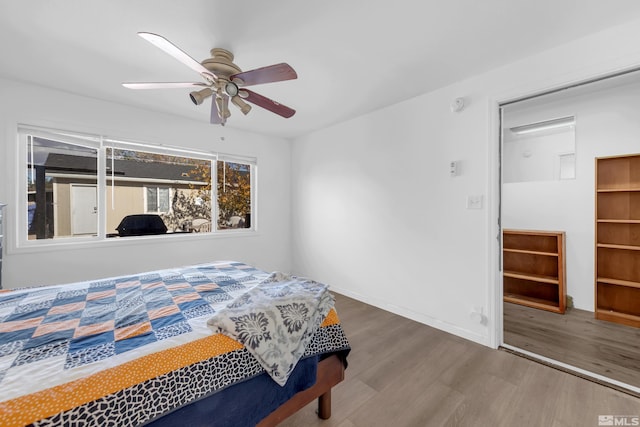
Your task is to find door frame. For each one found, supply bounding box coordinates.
[489,64,640,349]
[490,66,640,394]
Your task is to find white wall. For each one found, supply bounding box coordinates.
[0,78,292,288]
[503,130,575,183]
[291,85,491,344]
[502,79,640,312]
[291,19,640,347]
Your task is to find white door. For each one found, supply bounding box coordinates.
[71,184,97,235]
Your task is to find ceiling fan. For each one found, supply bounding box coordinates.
[123,32,297,125]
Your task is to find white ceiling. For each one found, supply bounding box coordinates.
[2,0,640,139]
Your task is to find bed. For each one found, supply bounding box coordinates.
[0,261,350,426]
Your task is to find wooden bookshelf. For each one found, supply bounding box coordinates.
[595,154,640,327]
[503,229,566,313]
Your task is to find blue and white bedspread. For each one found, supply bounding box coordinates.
[0,261,350,427]
[208,272,335,386]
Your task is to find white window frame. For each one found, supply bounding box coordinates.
[14,126,257,251]
[17,126,102,247]
[216,153,257,232]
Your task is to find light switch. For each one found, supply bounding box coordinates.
[450,161,459,177]
[466,195,483,209]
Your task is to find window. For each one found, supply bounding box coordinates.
[146,187,170,213]
[106,146,212,234]
[25,133,99,240]
[17,126,256,248]
[217,160,252,230]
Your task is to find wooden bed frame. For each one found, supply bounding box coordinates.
[257,354,345,426]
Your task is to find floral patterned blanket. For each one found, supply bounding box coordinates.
[207,272,335,386]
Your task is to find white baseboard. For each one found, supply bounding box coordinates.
[329,285,490,347]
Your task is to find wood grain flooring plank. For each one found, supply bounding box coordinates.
[356,329,453,391]
[348,379,465,427]
[279,378,376,427]
[497,362,564,427]
[441,372,519,427]
[552,372,640,426]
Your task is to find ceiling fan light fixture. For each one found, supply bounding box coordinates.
[231,96,252,115]
[224,81,239,97]
[189,87,213,105]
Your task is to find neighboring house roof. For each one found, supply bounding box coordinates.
[43,153,208,184]
[44,153,97,174]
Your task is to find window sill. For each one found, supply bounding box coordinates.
[9,229,258,255]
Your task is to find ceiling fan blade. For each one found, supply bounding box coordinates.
[240,89,295,118]
[122,82,208,89]
[138,32,216,82]
[231,63,297,87]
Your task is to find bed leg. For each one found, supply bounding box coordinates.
[318,390,331,419]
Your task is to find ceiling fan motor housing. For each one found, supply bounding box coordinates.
[201,48,242,80]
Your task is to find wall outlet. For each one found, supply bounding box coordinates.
[470,306,485,324]
[466,195,483,209]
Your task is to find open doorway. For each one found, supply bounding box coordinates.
[500,69,640,393]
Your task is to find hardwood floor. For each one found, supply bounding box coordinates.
[279,294,640,427]
[504,301,640,390]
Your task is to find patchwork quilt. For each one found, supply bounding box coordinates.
[0,261,350,427]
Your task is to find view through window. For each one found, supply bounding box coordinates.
[106,147,212,235]
[27,137,98,239]
[20,127,255,246]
